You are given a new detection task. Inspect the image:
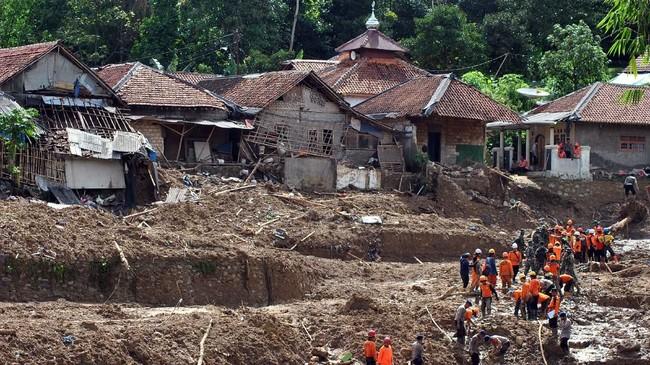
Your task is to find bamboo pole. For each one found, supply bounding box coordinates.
[538,321,549,365]
[197,318,213,365]
[425,306,454,343]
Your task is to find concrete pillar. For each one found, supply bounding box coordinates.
[516,131,522,160]
[549,128,555,146]
[525,130,531,164]
[498,130,504,169]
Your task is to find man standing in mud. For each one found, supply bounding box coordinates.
[454,300,472,344]
[560,245,580,295]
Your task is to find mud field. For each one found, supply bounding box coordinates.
[0,168,648,364]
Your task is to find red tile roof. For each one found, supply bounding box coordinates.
[94,62,135,88]
[96,63,226,110]
[355,75,521,123]
[0,41,59,85]
[317,58,430,97]
[167,71,220,85]
[528,83,650,125]
[623,54,650,73]
[336,29,408,53]
[282,59,339,72]
[198,71,312,109]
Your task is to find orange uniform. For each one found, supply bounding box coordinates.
[593,234,604,251]
[573,238,582,253]
[377,345,393,365]
[521,281,530,299]
[513,289,522,302]
[499,259,514,285]
[508,250,522,267]
[553,245,562,259]
[547,262,560,278]
[559,274,573,284]
[363,340,377,360]
[480,282,495,298]
[529,278,541,296]
[537,292,550,304]
[548,296,561,316]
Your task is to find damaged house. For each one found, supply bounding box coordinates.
[199,70,399,191]
[95,63,250,165]
[355,74,521,167]
[0,41,156,204]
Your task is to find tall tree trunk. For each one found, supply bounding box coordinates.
[289,0,300,52]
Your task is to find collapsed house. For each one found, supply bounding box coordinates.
[199,70,401,191]
[355,74,521,167]
[0,41,156,204]
[95,62,250,165]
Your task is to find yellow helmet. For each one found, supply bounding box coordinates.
[488,248,496,254]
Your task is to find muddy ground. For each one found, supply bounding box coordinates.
[0,168,648,364]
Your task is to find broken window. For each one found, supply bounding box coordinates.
[322,129,333,155]
[308,129,318,152]
[275,124,288,144]
[620,136,645,152]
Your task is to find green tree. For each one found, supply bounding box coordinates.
[599,0,650,73]
[131,0,180,68]
[534,21,609,97]
[408,5,487,71]
[57,0,140,65]
[481,12,532,74]
[0,108,39,185]
[461,71,533,111]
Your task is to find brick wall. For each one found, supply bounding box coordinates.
[413,117,485,165]
[133,120,165,154]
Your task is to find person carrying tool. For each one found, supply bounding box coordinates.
[411,335,425,365]
[376,337,393,365]
[559,312,572,354]
[363,330,377,365]
[454,300,473,345]
[509,243,523,278]
[469,330,486,365]
[527,272,541,320]
[547,289,561,336]
[484,249,498,286]
[484,334,511,356]
[479,275,499,317]
[499,252,514,292]
[460,253,471,289]
[465,306,479,333]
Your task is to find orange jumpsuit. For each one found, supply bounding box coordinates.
[377,345,393,365]
[499,259,514,288]
[547,262,560,279]
[363,340,377,361]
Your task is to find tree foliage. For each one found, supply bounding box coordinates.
[409,5,487,71]
[461,71,533,111]
[534,21,609,97]
[0,108,39,184]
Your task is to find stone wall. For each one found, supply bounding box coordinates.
[132,120,165,154]
[533,178,593,200]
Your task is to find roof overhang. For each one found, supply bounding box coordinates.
[486,121,528,130]
[523,111,572,125]
[127,115,253,129]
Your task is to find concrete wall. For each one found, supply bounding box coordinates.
[414,117,485,165]
[336,165,380,190]
[64,159,125,189]
[257,84,348,159]
[575,124,650,168]
[284,157,336,192]
[132,120,165,154]
[545,145,592,180]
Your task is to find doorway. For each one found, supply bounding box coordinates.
[535,134,545,169]
[427,132,441,162]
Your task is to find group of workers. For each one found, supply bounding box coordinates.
[360,219,617,365]
[454,218,614,364]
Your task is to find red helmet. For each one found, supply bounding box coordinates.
[368,330,376,338]
[383,337,392,345]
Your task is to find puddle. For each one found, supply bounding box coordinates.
[614,239,650,254]
[564,298,650,363]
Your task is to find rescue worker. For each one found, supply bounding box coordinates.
[572,231,583,262]
[376,337,393,365]
[578,228,588,263]
[537,291,551,318]
[479,275,499,317]
[565,219,575,237]
[484,334,511,356]
[460,253,470,289]
[469,330,485,365]
[454,300,472,345]
[363,330,377,365]
[514,274,528,319]
[540,272,556,295]
[499,252,514,292]
[484,249,498,286]
[535,244,548,272]
[559,312,572,354]
[559,248,581,296]
[547,255,560,281]
[586,229,596,262]
[527,272,541,320]
[559,274,575,297]
[593,227,606,263]
[624,172,640,198]
[469,249,482,293]
[547,289,561,336]
[508,243,522,278]
[602,228,616,263]
[524,241,537,275]
[411,335,424,365]
[553,242,562,261]
[549,225,562,245]
[465,306,479,333]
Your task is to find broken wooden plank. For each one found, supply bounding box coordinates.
[414,256,424,265]
[425,306,454,343]
[123,208,158,220]
[211,184,257,195]
[301,231,315,242]
[197,318,213,365]
[114,241,131,271]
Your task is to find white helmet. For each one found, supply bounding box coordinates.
[588,229,595,234]
[512,243,518,249]
[573,231,580,236]
[475,248,482,255]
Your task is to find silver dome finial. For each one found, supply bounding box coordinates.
[366,1,380,29]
